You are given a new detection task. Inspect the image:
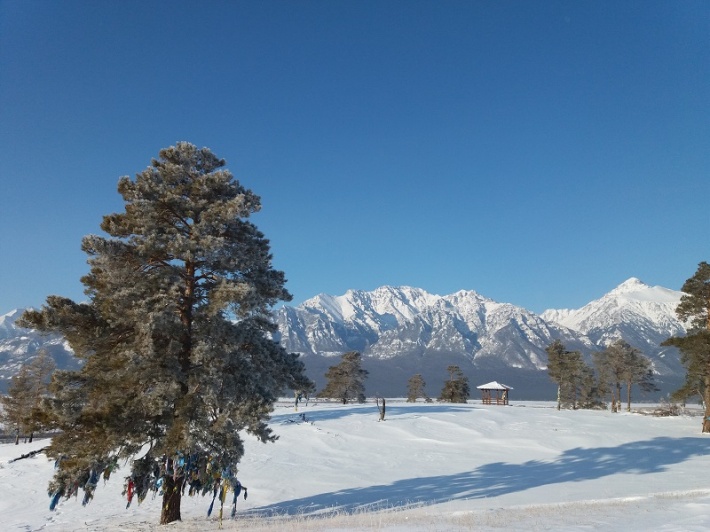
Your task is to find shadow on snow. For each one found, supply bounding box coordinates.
[272,402,476,424]
[247,436,710,517]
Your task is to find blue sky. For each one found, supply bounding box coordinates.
[1,1,708,315]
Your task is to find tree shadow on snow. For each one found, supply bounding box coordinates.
[248,436,710,517]
[272,403,474,424]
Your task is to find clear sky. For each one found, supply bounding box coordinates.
[1,1,708,315]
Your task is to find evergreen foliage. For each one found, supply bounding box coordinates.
[18,143,311,523]
[0,349,55,443]
[576,362,603,410]
[546,340,592,410]
[318,351,368,404]
[662,261,710,432]
[406,373,429,403]
[674,261,710,332]
[438,365,470,403]
[594,339,656,412]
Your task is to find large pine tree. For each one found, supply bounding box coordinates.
[19,143,311,524]
[663,261,710,432]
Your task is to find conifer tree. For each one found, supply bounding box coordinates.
[0,349,55,443]
[576,362,602,410]
[593,348,619,411]
[546,340,588,409]
[662,261,710,432]
[438,365,470,403]
[593,341,631,412]
[594,341,656,412]
[406,373,429,402]
[547,340,571,410]
[18,143,311,523]
[620,343,658,411]
[318,351,368,404]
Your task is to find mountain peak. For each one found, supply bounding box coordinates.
[610,277,648,294]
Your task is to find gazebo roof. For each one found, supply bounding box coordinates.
[476,381,513,390]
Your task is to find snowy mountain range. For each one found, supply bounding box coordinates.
[0,309,81,392]
[0,278,688,397]
[540,278,685,374]
[273,278,686,397]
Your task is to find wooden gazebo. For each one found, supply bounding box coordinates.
[477,381,512,405]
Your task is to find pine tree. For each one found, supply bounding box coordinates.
[318,351,369,404]
[576,362,603,410]
[438,365,470,403]
[593,341,631,412]
[18,143,311,524]
[406,373,429,402]
[592,340,655,412]
[0,349,55,443]
[593,348,619,411]
[621,344,658,411]
[662,261,710,432]
[547,340,573,410]
[546,340,588,410]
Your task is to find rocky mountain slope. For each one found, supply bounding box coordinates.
[541,277,685,375]
[0,309,81,392]
[274,286,596,369]
[1,278,688,397]
[273,279,686,396]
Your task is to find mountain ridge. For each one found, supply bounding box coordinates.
[0,278,688,397]
[272,278,686,396]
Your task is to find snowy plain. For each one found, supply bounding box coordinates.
[2,399,710,531]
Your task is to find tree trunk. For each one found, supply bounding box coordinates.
[626,382,632,412]
[573,385,578,410]
[703,376,710,433]
[378,397,386,421]
[160,475,183,524]
[556,385,561,411]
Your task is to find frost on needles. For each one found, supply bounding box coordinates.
[18,142,312,525]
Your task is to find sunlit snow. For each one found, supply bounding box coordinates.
[3,399,710,531]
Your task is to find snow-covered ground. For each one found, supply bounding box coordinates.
[2,399,710,531]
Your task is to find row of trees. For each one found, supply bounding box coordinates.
[314,352,470,404]
[300,262,710,431]
[6,261,709,423]
[544,260,710,426]
[315,262,710,419]
[0,349,55,443]
[546,339,657,411]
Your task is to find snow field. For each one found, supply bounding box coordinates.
[2,399,709,531]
